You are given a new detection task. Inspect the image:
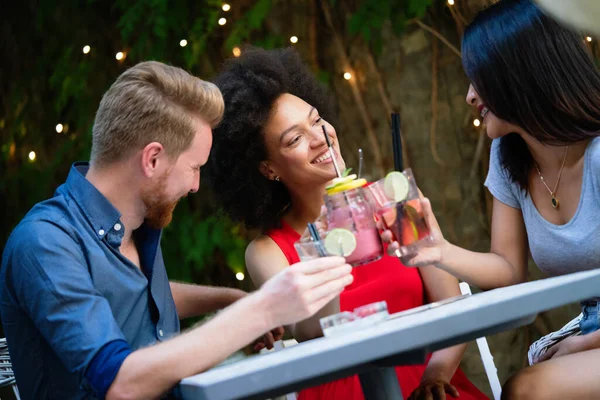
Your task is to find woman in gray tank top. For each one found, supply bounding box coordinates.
[384,1,600,399]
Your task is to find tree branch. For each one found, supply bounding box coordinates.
[410,19,462,59]
[320,0,385,175]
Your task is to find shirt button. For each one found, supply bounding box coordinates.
[159,330,164,337]
[98,229,105,236]
[114,223,122,231]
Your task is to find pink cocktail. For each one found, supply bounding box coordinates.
[324,187,383,266]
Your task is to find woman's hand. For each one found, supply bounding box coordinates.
[253,326,286,352]
[538,335,593,362]
[300,205,329,240]
[408,378,460,400]
[383,198,449,267]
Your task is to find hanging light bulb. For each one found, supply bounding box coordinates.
[55,124,64,133]
[447,0,455,5]
[290,36,298,44]
[180,39,188,47]
[232,47,241,57]
[236,272,245,281]
[116,52,125,61]
[473,119,481,127]
[28,151,36,161]
[218,18,227,26]
[343,72,352,80]
[82,45,91,54]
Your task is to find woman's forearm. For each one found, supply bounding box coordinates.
[423,344,467,383]
[437,241,527,290]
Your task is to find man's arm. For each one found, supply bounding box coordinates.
[169,282,246,319]
[107,257,353,400]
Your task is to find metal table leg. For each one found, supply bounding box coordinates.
[358,367,403,400]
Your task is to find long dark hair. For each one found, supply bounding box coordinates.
[462,0,600,190]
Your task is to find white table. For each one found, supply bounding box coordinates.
[180,269,600,400]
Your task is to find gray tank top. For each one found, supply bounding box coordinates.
[484,137,600,277]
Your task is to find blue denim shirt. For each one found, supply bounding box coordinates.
[0,163,180,399]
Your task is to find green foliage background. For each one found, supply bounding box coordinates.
[0,0,434,289]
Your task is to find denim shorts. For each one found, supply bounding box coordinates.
[580,300,600,335]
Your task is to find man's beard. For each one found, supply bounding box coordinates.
[141,172,180,229]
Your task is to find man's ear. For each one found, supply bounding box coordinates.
[140,142,165,177]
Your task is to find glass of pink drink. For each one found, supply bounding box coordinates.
[365,169,432,259]
[322,187,384,266]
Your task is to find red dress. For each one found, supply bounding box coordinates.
[266,221,488,400]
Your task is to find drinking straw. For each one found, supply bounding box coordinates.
[391,113,403,171]
[322,126,342,177]
[357,148,363,179]
[322,126,358,231]
[307,223,327,257]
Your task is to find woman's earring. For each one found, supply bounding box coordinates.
[275,176,280,182]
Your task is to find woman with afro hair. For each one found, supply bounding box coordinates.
[205,46,488,400]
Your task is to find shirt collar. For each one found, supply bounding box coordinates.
[62,162,123,241]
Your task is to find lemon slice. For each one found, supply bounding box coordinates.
[384,171,410,202]
[326,178,367,195]
[403,219,419,242]
[326,174,357,190]
[323,228,357,257]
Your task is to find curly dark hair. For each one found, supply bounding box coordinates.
[204,46,337,232]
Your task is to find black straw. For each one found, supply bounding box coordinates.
[322,125,333,147]
[307,223,327,257]
[391,113,403,171]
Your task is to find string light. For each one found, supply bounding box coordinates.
[82,45,91,54]
[218,18,227,26]
[232,47,241,57]
[290,36,298,44]
[55,124,64,133]
[222,3,230,11]
[343,72,352,80]
[180,39,188,47]
[586,36,593,42]
[447,0,455,5]
[235,272,245,281]
[28,151,36,162]
[473,118,481,127]
[116,52,125,61]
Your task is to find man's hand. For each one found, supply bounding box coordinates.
[408,379,460,400]
[258,256,353,328]
[253,326,285,352]
[538,335,591,362]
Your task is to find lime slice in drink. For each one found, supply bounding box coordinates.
[323,228,357,257]
[402,219,419,242]
[326,174,358,190]
[384,171,410,202]
[402,204,422,241]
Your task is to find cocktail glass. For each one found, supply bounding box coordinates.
[364,169,432,259]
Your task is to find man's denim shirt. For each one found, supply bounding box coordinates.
[0,163,180,399]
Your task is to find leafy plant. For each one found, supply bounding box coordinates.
[347,0,433,54]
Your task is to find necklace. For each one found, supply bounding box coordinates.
[534,146,569,210]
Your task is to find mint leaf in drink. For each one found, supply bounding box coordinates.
[342,168,353,177]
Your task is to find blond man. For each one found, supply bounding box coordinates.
[0,61,353,400]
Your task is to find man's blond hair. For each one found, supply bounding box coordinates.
[90,61,223,167]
